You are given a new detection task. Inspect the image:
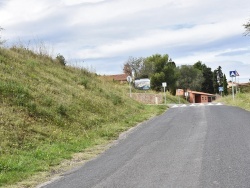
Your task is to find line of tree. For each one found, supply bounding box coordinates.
[123,54,228,95]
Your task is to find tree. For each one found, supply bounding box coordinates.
[123,56,145,78]
[123,54,178,94]
[223,74,228,95]
[193,61,206,70]
[193,61,214,93]
[202,66,214,93]
[123,62,132,76]
[150,72,165,91]
[177,65,204,91]
[148,54,178,94]
[140,58,154,78]
[217,66,224,86]
[213,69,219,94]
[243,19,250,36]
[213,66,224,93]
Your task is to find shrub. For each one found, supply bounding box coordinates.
[56,54,66,66]
[57,104,67,116]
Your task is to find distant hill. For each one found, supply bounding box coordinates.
[0,46,166,187]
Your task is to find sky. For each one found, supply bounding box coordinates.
[1,0,250,83]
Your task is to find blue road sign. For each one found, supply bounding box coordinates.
[229,71,236,77]
[219,87,224,92]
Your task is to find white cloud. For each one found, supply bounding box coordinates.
[0,0,250,82]
[0,0,59,26]
[62,0,106,6]
[77,19,243,59]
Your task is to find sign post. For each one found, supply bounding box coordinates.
[229,71,236,100]
[235,70,239,94]
[127,76,132,97]
[184,92,189,101]
[218,87,224,97]
[177,89,180,104]
[162,82,167,104]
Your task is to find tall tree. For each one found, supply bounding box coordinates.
[177,65,204,91]
[213,69,219,94]
[123,56,145,78]
[123,54,178,94]
[213,66,224,94]
[193,61,206,70]
[148,54,177,94]
[202,67,214,93]
[217,66,224,86]
[140,58,154,78]
[193,61,214,93]
[150,72,165,91]
[223,74,229,95]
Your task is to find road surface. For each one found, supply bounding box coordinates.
[40,103,250,188]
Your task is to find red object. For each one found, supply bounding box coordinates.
[236,71,240,76]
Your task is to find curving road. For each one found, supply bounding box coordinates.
[40,104,250,188]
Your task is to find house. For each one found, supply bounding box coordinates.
[104,74,128,83]
[176,89,216,103]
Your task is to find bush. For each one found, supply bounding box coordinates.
[57,104,67,116]
[56,54,66,66]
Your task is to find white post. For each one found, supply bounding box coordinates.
[127,76,132,97]
[129,81,132,97]
[163,87,166,104]
[155,96,158,105]
[235,72,237,95]
[177,89,180,104]
[162,82,167,105]
[232,81,235,100]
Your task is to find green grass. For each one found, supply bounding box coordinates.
[217,83,250,111]
[0,46,168,187]
[217,92,250,111]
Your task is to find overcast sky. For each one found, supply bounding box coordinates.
[1,0,250,82]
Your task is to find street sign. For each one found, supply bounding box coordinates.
[219,87,224,92]
[229,71,237,100]
[126,76,132,83]
[229,71,236,77]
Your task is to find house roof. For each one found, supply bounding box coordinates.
[176,89,216,96]
[188,91,215,96]
[105,74,128,81]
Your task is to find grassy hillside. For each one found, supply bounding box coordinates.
[0,47,167,187]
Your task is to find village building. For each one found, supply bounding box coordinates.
[104,74,128,84]
[176,89,216,103]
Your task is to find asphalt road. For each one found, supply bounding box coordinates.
[40,104,250,188]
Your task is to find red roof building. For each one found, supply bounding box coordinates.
[104,74,128,83]
[176,89,216,103]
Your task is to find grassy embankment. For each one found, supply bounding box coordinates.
[217,84,250,111]
[0,46,180,187]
